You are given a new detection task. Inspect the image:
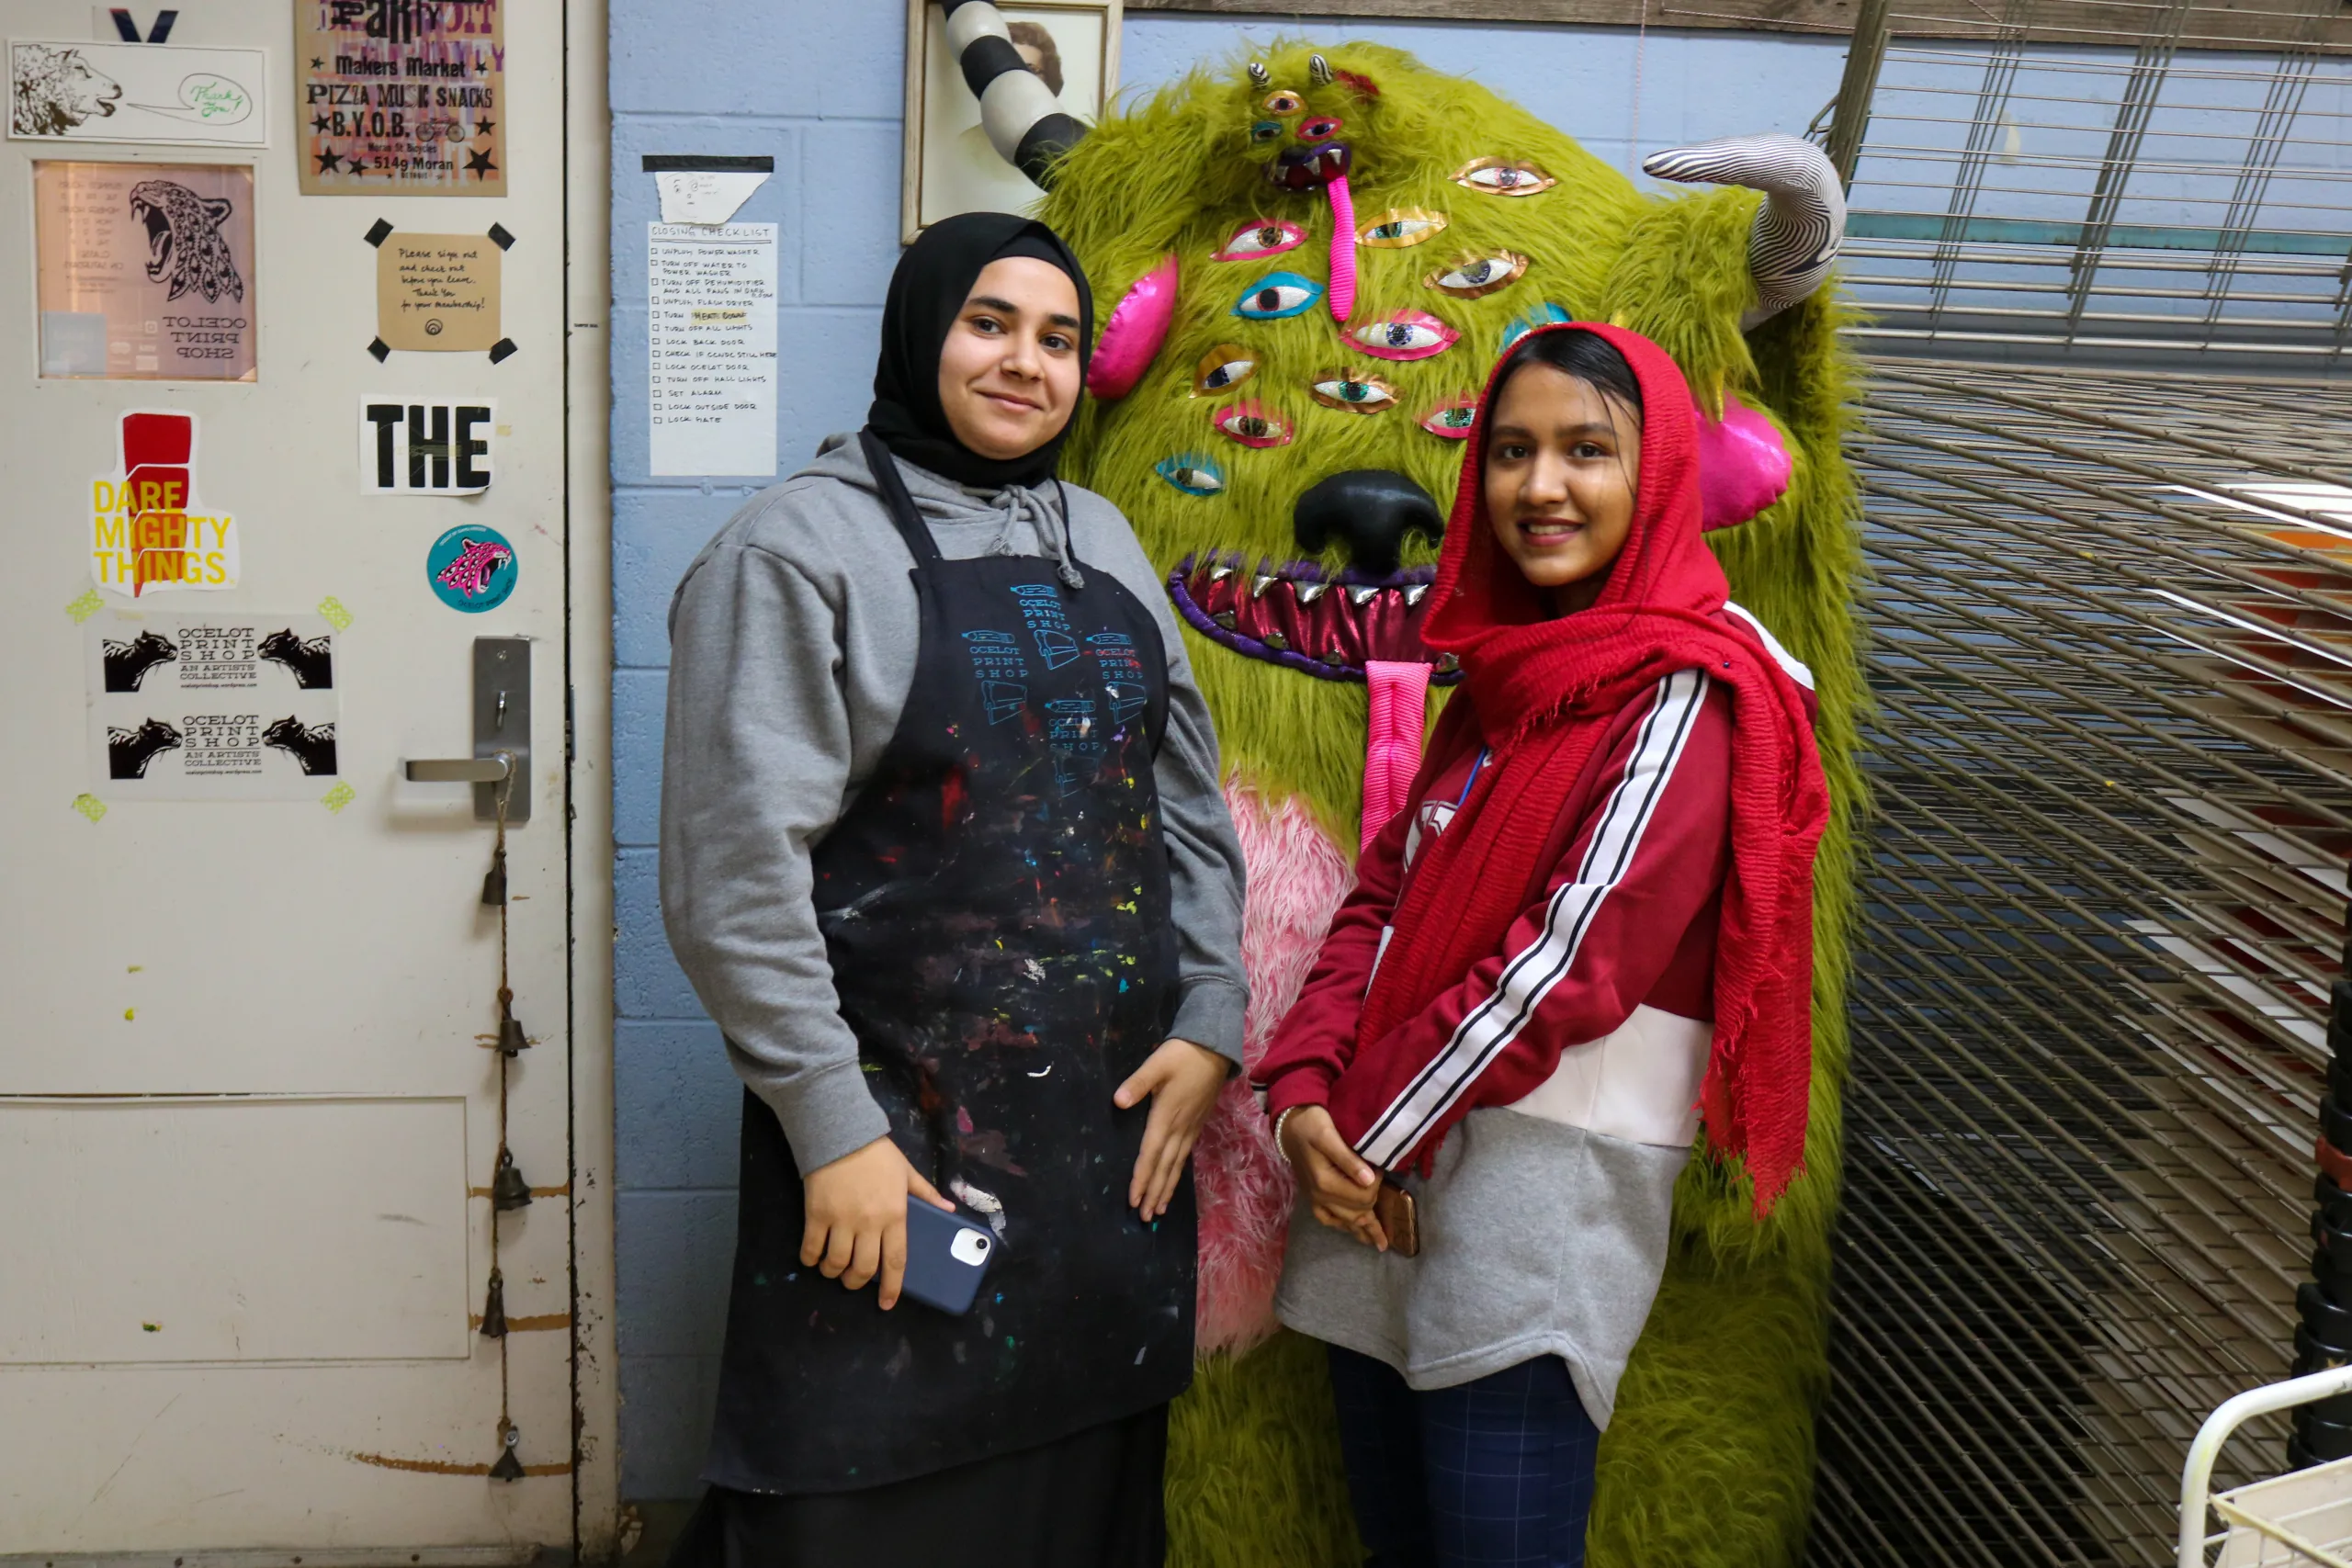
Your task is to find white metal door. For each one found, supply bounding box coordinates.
[0,0,587,1554]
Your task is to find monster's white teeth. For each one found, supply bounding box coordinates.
[1405,584,1430,607]
[1348,586,1381,607]
[1250,574,1278,600]
[1294,582,1329,604]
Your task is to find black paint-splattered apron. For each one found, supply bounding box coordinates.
[702,433,1193,1496]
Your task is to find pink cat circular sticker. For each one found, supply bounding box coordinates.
[426,524,516,612]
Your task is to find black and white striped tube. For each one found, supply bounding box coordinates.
[940,0,1089,187]
[1643,133,1845,328]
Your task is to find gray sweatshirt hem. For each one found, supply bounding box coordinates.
[1270,1107,1684,1433]
[1172,977,1249,1066]
[753,1055,893,1176]
[1273,1308,1623,1430]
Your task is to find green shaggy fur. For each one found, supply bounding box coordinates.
[1042,40,1865,1568]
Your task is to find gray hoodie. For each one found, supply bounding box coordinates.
[661,434,1250,1177]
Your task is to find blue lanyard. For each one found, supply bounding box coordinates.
[1454,748,1489,808]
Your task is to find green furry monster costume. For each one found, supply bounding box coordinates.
[1023,39,1864,1568]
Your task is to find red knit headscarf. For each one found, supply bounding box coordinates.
[1355,323,1828,1215]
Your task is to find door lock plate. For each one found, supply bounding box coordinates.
[471,637,530,823]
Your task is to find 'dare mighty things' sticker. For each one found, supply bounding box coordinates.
[90,410,241,597]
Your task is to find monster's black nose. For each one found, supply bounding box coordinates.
[1294,469,1444,578]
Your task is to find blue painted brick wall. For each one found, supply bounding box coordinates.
[609,4,1845,1501]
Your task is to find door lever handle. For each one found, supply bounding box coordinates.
[406,637,531,822]
[405,753,514,784]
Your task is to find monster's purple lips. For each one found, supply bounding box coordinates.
[1268,143,1352,191]
[1168,553,1461,684]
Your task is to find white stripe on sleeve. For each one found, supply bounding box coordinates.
[1722,600,1813,691]
[1353,669,1711,1169]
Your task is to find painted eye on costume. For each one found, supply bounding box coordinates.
[1261,90,1305,115]
[1310,372,1398,412]
[1453,156,1557,197]
[1213,219,1306,263]
[1359,208,1447,248]
[1498,302,1572,351]
[1233,271,1324,320]
[1250,119,1283,144]
[1193,344,1258,395]
[1213,399,1295,448]
[1155,454,1227,496]
[1425,250,1529,299]
[1345,309,1459,362]
[1420,393,1480,438]
[1297,115,1344,142]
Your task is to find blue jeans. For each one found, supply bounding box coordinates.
[1326,1345,1600,1568]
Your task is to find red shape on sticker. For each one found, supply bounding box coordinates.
[122,412,193,469]
[119,412,195,597]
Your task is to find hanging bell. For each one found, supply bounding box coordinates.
[488,1422,525,1483]
[496,987,529,1056]
[480,1267,508,1338]
[491,1148,533,1212]
[480,844,507,908]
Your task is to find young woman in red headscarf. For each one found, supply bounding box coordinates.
[1253,323,1828,1567]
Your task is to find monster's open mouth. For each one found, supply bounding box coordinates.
[1268,142,1351,190]
[133,197,172,282]
[1169,553,1460,684]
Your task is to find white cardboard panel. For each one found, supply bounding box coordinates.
[0,1097,469,1363]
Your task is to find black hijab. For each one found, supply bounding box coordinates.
[867,212,1094,492]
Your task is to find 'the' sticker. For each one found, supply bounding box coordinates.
[361,399,496,494]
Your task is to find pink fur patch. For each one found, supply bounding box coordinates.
[1193,776,1354,1356]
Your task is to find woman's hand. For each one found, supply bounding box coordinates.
[1115,1038,1232,1222]
[800,1136,956,1311]
[1279,1105,1389,1251]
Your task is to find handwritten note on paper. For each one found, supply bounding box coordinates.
[377,235,503,353]
[649,223,777,478]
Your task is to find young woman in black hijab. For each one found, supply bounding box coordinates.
[661,213,1250,1567]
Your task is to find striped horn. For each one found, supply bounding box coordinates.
[1308,53,1333,85]
[1642,133,1844,327]
[1249,61,1272,88]
[940,0,1088,187]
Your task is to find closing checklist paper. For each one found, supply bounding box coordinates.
[648,222,778,478]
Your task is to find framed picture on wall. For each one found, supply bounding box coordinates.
[901,0,1121,245]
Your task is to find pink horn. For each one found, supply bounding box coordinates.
[1694,391,1794,531]
[1088,254,1180,400]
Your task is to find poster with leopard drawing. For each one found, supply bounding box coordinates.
[34,160,255,379]
[947,16,1867,1568]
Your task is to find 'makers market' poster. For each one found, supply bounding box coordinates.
[297,0,504,197]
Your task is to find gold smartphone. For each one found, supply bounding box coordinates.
[1374,1180,1420,1258]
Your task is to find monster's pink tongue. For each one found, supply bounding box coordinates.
[1363,659,1430,850]
[1327,173,1357,325]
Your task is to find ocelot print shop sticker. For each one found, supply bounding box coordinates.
[426,524,516,612]
[83,608,341,801]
